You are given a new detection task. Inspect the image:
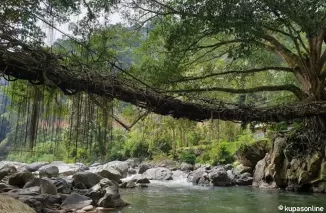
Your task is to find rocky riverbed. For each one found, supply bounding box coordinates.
[1,134,326,212]
[0,158,256,213]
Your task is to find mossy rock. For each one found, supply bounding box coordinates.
[235,140,270,168]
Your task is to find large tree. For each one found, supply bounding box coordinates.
[131,1,326,98]
[1,0,326,125]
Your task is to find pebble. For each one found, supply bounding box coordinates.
[82,205,94,211]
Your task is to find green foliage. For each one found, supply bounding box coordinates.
[7,141,69,163]
[124,131,150,158]
[179,150,196,165]
[209,142,235,165]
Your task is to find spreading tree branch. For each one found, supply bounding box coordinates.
[162,85,305,100]
[171,67,294,83]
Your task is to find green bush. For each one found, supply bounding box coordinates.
[152,138,172,155]
[179,150,196,165]
[210,141,234,165]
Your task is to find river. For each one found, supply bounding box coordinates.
[114,178,326,213]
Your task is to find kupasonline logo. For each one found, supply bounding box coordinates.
[278,205,324,212]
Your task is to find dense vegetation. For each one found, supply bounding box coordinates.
[0,0,325,164]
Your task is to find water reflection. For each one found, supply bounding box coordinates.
[113,182,326,213]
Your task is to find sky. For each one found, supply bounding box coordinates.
[41,9,123,45]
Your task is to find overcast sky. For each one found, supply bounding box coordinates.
[42,10,123,45]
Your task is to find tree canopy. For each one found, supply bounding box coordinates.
[1,0,326,123]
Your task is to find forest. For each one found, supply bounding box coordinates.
[0,1,326,212]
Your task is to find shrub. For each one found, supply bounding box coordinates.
[179,150,196,165]
[210,141,234,165]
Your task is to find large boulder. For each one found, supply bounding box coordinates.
[61,193,92,210]
[105,161,129,178]
[0,194,36,213]
[253,155,268,187]
[26,162,49,172]
[209,167,233,186]
[235,139,270,168]
[141,167,173,180]
[8,171,34,188]
[85,178,126,208]
[187,167,209,185]
[72,172,103,189]
[39,165,59,178]
[97,180,127,208]
[96,165,122,182]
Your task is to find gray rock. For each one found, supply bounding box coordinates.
[234,164,252,175]
[97,185,127,208]
[50,177,72,194]
[141,167,173,180]
[235,177,253,186]
[240,172,252,179]
[0,164,17,180]
[126,158,141,168]
[39,165,59,178]
[126,181,137,188]
[128,169,137,175]
[96,165,122,182]
[136,178,150,184]
[138,164,150,174]
[85,178,120,205]
[224,164,233,171]
[227,170,236,181]
[23,178,40,188]
[180,162,193,172]
[8,171,34,188]
[10,186,41,196]
[40,178,57,195]
[61,193,92,210]
[73,172,103,189]
[209,167,233,186]
[105,161,129,178]
[253,156,267,187]
[27,162,49,172]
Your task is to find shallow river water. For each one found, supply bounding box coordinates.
[114,179,326,213]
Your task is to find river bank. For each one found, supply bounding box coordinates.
[0,133,326,212]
